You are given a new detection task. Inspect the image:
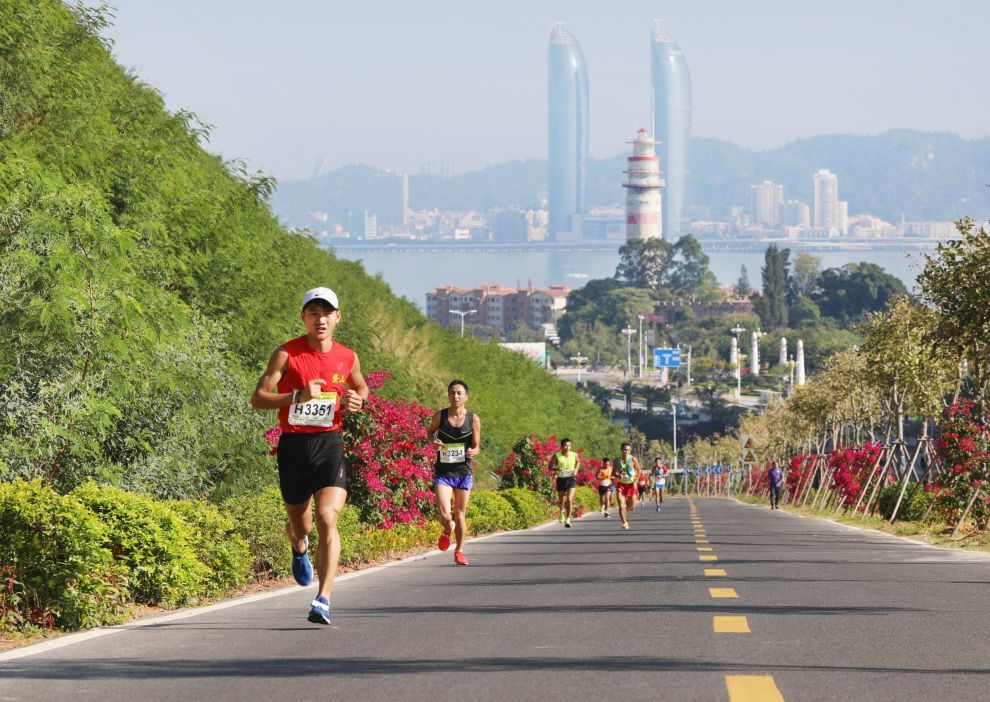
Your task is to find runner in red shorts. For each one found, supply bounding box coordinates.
[614,442,642,530]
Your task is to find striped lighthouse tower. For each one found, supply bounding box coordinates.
[623,128,665,240]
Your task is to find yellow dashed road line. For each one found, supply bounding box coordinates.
[697,547,713,552]
[704,568,726,577]
[699,554,718,561]
[713,616,750,633]
[725,675,784,701]
[709,587,738,598]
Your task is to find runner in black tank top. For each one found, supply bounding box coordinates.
[427,379,481,565]
[434,408,475,478]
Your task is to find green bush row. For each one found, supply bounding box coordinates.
[876,483,935,521]
[1,479,250,631]
[1,480,563,634]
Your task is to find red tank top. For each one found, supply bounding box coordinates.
[277,336,356,433]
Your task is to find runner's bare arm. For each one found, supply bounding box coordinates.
[251,348,294,410]
[548,454,558,472]
[345,353,370,411]
[427,411,444,448]
[466,414,481,457]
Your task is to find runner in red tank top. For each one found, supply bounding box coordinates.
[251,287,368,625]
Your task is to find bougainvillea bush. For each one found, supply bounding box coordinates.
[786,454,811,497]
[497,434,560,501]
[826,443,883,507]
[576,456,600,487]
[340,371,438,528]
[932,400,990,528]
[265,370,438,529]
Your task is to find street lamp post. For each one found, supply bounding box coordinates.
[670,399,678,481]
[450,309,477,337]
[570,354,588,384]
[637,314,645,379]
[621,325,636,378]
[730,325,745,404]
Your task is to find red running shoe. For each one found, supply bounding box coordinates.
[438,529,452,552]
[454,550,469,566]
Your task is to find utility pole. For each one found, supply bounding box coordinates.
[637,314,645,379]
[731,325,745,404]
[621,325,636,378]
[450,309,477,338]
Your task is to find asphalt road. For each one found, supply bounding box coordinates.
[3,498,990,701]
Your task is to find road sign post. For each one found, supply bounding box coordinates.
[653,348,681,369]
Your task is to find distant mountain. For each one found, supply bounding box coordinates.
[272,130,990,227]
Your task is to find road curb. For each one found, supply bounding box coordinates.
[728,497,990,560]
[0,514,583,663]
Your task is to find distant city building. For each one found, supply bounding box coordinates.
[905,221,957,238]
[779,200,811,228]
[623,129,665,240]
[750,181,784,227]
[420,161,456,179]
[837,200,849,235]
[555,212,627,242]
[426,283,570,331]
[813,169,839,231]
[651,19,692,239]
[548,23,589,240]
[491,208,528,243]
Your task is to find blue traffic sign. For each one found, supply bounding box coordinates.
[654,348,681,368]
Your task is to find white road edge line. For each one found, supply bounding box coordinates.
[0,513,581,663]
[728,497,990,560]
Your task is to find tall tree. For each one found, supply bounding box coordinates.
[918,218,990,407]
[666,234,720,299]
[753,244,791,330]
[791,252,822,297]
[615,237,671,292]
[735,265,752,298]
[812,262,908,323]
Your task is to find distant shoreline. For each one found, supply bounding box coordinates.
[325,238,946,254]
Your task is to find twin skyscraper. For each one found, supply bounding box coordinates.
[548,21,692,241]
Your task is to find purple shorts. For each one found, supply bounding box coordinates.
[435,473,473,490]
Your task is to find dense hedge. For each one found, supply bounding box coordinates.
[0,480,562,634]
[0,479,128,631]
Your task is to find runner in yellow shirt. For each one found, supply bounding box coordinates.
[549,438,580,527]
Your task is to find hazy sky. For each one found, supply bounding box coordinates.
[96,0,989,180]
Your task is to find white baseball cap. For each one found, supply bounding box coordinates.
[301,287,339,310]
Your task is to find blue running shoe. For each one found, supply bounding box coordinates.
[291,536,312,586]
[308,595,331,625]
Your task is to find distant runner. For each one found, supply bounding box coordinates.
[767,463,783,510]
[615,442,642,530]
[636,468,649,502]
[651,458,668,511]
[596,458,614,518]
[550,438,580,527]
[251,287,369,625]
[427,380,481,565]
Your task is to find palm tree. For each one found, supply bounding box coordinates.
[620,381,636,413]
[639,384,672,413]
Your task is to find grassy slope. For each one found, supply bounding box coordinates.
[0,1,622,495]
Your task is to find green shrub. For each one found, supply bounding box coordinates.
[72,482,206,606]
[466,491,517,534]
[0,479,128,631]
[336,504,369,566]
[877,483,935,521]
[499,487,551,528]
[168,499,253,596]
[572,486,600,513]
[222,486,301,579]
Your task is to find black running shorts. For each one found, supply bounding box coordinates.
[597,484,610,496]
[556,476,577,492]
[276,431,348,505]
